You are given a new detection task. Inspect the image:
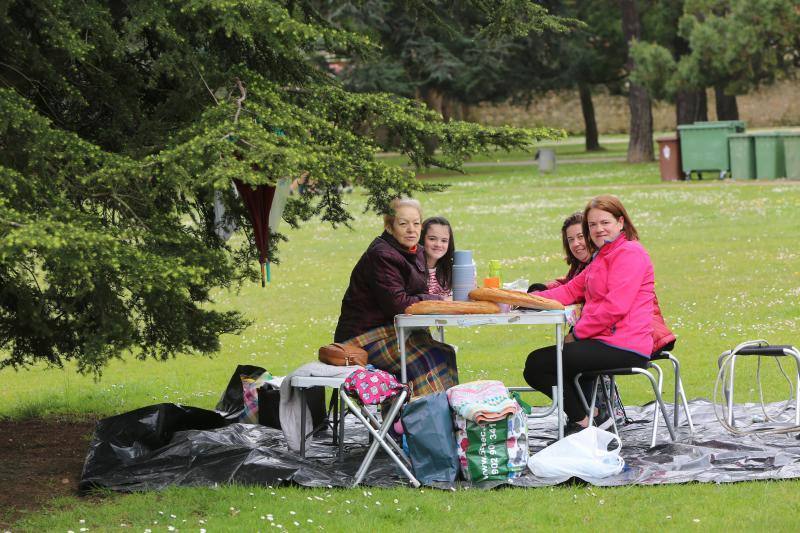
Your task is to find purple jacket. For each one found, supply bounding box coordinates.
[334,232,441,342]
[536,236,655,357]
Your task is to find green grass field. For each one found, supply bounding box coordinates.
[4,139,800,530]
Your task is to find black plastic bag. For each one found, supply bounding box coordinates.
[216,364,326,430]
[401,392,459,484]
[216,364,266,418]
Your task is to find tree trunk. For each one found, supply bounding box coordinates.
[714,84,739,120]
[442,97,465,122]
[626,84,654,162]
[418,86,445,117]
[621,0,654,162]
[416,87,443,155]
[578,82,601,151]
[675,89,708,125]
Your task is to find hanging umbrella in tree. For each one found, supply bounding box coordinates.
[233,177,291,287]
[220,78,292,287]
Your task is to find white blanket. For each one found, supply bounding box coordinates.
[279,361,362,451]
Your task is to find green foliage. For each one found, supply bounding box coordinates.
[629,40,678,100]
[327,0,578,109]
[633,0,800,98]
[680,0,800,93]
[0,0,561,374]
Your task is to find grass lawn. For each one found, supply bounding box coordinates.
[4,146,800,530]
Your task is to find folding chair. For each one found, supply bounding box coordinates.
[339,387,420,487]
[575,350,691,448]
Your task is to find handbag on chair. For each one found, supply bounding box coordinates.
[318,343,368,367]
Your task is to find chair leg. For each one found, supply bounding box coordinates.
[632,367,676,447]
[587,377,600,425]
[727,354,738,426]
[362,402,410,464]
[340,390,419,488]
[603,376,620,437]
[664,353,695,433]
[648,363,664,447]
[338,391,346,458]
[574,373,592,416]
[784,347,800,426]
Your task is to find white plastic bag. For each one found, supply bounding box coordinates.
[502,278,529,291]
[528,426,624,479]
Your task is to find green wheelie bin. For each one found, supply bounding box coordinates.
[753,132,786,179]
[678,121,745,179]
[728,133,756,180]
[782,131,800,179]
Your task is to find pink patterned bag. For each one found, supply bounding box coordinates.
[343,368,406,405]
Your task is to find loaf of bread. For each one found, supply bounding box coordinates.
[468,287,564,310]
[405,300,501,315]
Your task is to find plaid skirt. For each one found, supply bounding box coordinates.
[345,325,458,397]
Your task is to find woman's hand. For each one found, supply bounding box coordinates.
[564,332,576,343]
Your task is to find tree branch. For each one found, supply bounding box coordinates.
[196,65,219,105]
[233,77,246,124]
[1,218,24,228]
[110,193,149,230]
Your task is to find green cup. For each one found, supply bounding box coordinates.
[488,259,502,279]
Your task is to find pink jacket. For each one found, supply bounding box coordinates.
[535,236,655,357]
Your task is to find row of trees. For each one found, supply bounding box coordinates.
[330,0,800,162]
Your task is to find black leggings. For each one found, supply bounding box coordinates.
[523,339,649,422]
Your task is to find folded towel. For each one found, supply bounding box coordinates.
[474,405,518,423]
[446,380,518,423]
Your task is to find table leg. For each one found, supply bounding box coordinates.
[299,387,307,458]
[398,325,408,383]
[436,325,445,343]
[556,323,564,440]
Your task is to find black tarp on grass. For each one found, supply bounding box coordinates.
[79,399,800,491]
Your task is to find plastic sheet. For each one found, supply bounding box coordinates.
[80,399,800,492]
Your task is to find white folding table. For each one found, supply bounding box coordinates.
[394,310,568,439]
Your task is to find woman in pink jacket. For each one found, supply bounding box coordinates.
[524,195,655,434]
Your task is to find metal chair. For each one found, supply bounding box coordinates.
[716,340,800,430]
[338,387,420,487]
[575,349,693,448]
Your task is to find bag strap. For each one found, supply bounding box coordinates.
[509,391,532,415]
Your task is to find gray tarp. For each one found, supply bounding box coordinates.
[80,399,800,491]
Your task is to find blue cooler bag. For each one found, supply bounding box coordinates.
[401,392,459,484]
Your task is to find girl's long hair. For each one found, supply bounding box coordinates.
[420,217,454,290]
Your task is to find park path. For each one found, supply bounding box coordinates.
[462,155,626,167]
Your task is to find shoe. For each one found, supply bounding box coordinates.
[564,421,585,436]
[593,412,614,431]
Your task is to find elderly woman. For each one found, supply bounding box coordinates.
[334,198,458,396]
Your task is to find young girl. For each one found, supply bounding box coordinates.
[420,217,454,299]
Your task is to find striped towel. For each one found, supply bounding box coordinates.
[446,380,519,423]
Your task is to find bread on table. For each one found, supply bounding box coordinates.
[405,300,501,315]
[468,287,564,310]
